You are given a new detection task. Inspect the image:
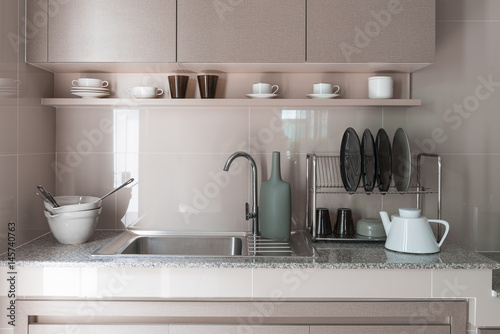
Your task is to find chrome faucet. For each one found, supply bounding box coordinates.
[223,152,259,236]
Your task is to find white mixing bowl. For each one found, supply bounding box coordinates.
[44,207,101,244]
[44,195,102,214]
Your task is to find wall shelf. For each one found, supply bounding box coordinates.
[41,98,421,108]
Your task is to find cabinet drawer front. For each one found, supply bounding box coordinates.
[178,0,306,63]
[170,324,309,334]
[48,0,176,62]
[307,0,435,63]
[311,325,449,334]
[30,324,168,334]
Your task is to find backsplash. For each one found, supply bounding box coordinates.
[55,103,416,232]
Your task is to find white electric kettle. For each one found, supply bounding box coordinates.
[379,208,450,254]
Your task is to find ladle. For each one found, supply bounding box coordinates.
[97,178,134,202]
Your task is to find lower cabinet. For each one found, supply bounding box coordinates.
[17,299,467,334]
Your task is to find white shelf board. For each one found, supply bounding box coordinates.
[41,98,421,108]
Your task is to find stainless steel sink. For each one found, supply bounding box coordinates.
[92,230,317,258]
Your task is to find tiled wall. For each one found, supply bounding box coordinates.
[0,0,54,248]
[386,0,500,251]
[54,99,421,234]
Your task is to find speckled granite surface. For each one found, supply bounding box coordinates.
[1,230,499,271]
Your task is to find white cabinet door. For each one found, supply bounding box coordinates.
[170,324,308,334]
[30,324,168,334]
[177,0,306,63]
[46,0,176,62]
[307,0,435,63]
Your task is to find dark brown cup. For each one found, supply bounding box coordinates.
[333,208,355,238]
[168,75,189,98]
[197,75,219,98]
[316,208,332,238]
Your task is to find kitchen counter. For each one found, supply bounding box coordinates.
[1,230,499,270]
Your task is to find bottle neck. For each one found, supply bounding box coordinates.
[271,151,282,180]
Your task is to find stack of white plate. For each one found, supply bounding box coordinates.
[71,78,110,98]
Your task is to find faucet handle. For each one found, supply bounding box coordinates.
[245,202,250,220]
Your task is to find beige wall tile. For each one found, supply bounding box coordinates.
[437,0,500,21]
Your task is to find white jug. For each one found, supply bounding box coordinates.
[379,208,450,254]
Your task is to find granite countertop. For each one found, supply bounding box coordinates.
[1,230,499,271]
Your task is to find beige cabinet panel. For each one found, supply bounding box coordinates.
[25,0,48,63]
[307,0,435,63]
[47,0,176,62]
[177,0,306,63]
[311,325,449,334]
[30,324,168,334]
[170,324,308,334]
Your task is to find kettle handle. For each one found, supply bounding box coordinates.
[428,219,450,248]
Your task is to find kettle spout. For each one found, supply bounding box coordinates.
[379,211,392,235]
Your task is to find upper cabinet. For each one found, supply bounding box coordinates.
[26,0,176,63]
[25,0,435,73]
[307,0,435,63]
[177,0,306,63]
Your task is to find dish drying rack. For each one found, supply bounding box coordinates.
[306,153,442,242]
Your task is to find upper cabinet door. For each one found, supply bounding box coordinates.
[177,0,306,63]
[307,0,435,63]
[47,0,176,62]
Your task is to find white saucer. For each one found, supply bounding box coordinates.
[246,93,278,99]
[72,92,110,98]
[307,93,340,99]
[132,95,158,99]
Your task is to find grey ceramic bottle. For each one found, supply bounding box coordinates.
[259,151,291,240]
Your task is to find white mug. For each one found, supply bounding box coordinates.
[72,78,109,88]
[253,83,279,95]
[313,83,340,95]
[368,76,393,99]
[128,86,164,98]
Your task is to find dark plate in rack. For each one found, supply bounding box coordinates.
[375,128,392,192]
[340,127,362,192]
[361,129,377,192]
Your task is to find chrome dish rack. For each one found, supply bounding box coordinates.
[306,153,442,242]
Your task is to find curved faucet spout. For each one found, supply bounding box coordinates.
[223,152,259,236]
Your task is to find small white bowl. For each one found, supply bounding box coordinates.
[44,207,102,244]
[44,195,102,214]
[357,218,386,237]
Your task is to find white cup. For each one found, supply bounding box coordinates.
[313,83,340,95]
[0,78,21,87]
[72,78,109,88]
[128,86,164,98]
[368,76,393,99]
[252,83,279,95]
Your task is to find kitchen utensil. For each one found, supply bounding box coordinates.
[197,75,219,98]
[356,217,385,238]
[340,127,361,192]
[252,83,279,95]
[44,195,102,214]
[361,129,377,192]
[128,87,163,98]
[333,208,355,238]
[392,128,412,192]
[375,129,392,192]
[37,185,59,207]
[313,83,340,95]
[306,93,339,99]
[44,207,101,244]
[379,208,450,254]
[245,93,278,99]
[72,78,109,88]
[97,178,134,202]
[316,208,332,238]
[168,75,189,98]
[368,76,393,99]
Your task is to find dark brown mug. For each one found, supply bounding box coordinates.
[333,208,355,238]
[197,75,219,98]
[316,208,332,238]
[168,75,189,98]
